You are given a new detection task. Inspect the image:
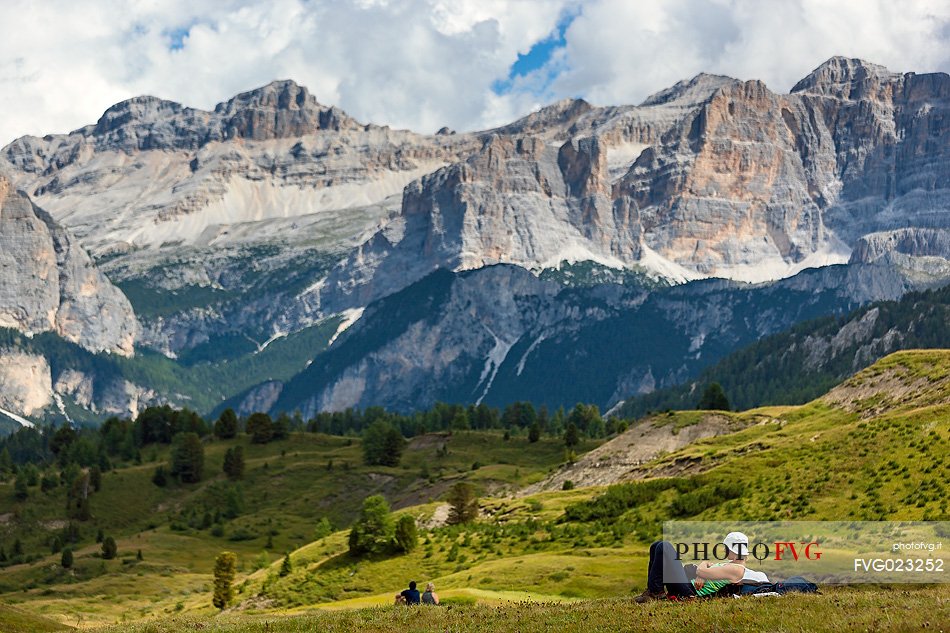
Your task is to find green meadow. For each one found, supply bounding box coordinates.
[0,350,947,631]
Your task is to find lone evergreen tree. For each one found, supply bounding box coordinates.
[223,446,245,480]
[393,515,418,553]
[563,422,580,449]
[698,383,730,411]
[61,548,73,569]
[446,482,479,525]
[279,552,292,577]
[528,420,541,443]
[170,432,205,483]
[101,536,117,560]
[212,551,238,609]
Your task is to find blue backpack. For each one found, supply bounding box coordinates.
[739,576,819,595]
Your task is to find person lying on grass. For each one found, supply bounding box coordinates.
[635,532,749,602]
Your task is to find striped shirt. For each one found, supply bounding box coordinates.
[692,562,738,597]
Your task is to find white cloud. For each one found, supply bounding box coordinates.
[0,0,947,146]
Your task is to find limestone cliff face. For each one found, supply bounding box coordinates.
[2,80,476,256]
[0,175,137,355]
[0,352,52,417]
[313,57,949,315]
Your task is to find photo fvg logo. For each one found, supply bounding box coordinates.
[673,541,823,562]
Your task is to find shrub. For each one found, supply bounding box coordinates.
[151,465,168,487]
[563,479,682,522]
[669,482,742,517]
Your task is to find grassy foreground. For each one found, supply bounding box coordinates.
[87,587,949,633]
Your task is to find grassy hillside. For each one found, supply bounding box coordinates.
[0,350,947,629]
[0,430,596,627]
[87,588,948,633]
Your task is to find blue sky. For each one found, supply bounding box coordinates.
[492,8,579,96]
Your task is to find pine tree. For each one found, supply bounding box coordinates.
[698,383,730,411]
[279,553,292,577]
[223,446,245,480]
[101,536,117,560]
[393,515,418,553]
[446,482,479,525]
[170,432,204,483]
[362,421,405,466]
[528,420,541,443]
[246,413,274,444]
[212,551,237,609]
[66,472,91,521]
[214,409,238,439]
[61,548,73,569]
[563,422,580,448]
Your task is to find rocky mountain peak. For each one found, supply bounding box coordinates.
[215,79,314,112]
[640,72,739,107]
[791,56,898,99]
[215,79,359,140]
[495,97,593,136]
[91,95,189,135]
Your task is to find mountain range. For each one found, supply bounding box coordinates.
[1,56,949,424]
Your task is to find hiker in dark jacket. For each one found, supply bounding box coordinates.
[400,580,421,605]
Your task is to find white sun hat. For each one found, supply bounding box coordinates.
[723,531,750,555]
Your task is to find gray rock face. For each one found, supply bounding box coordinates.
[851,228,950,262]
[0,175,137,355]
[272,261,923,416]
[315,57,950,315]
[2,80,477,257]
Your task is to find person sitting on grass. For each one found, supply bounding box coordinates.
[421,582,440,605]
[635,532,749,603]
[399,580,421,605]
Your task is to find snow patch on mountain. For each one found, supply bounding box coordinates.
[327,307,365,348]
[0,406,35,428]
[474,326,516,404]
[606,141,649,182]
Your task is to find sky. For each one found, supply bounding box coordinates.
[1,0,948,145]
